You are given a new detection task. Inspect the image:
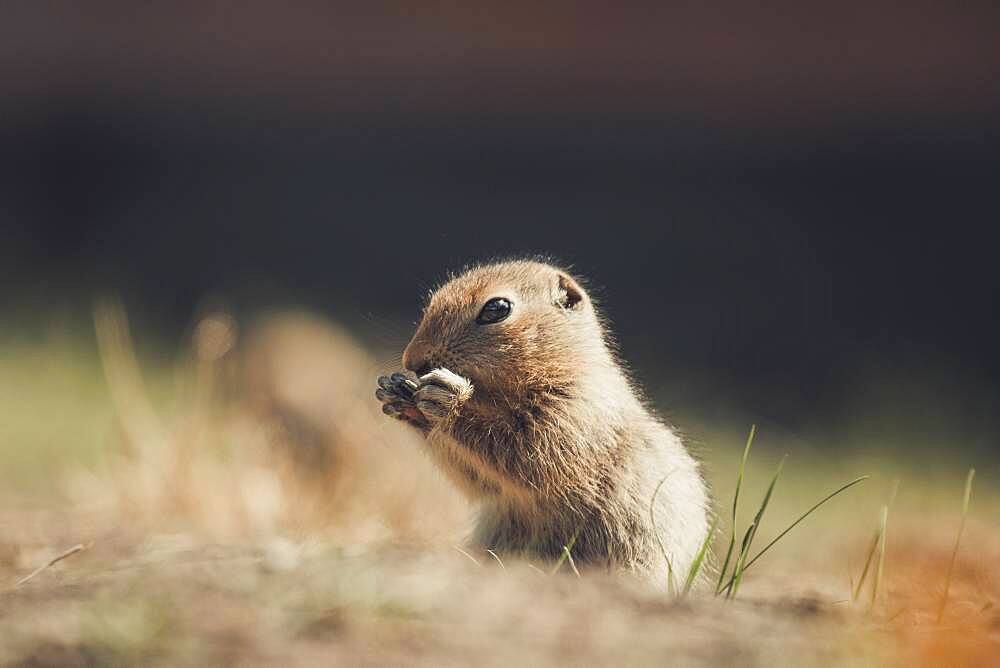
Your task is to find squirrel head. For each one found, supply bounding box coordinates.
[402,261,608,397]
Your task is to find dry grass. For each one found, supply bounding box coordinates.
[0,306,997,666]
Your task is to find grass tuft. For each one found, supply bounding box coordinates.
[726,454,786,599]
[739,475,870,574]
[711,427,868,599]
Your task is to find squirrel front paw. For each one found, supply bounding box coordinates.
[376,372,428,428]
[414,368,474,425]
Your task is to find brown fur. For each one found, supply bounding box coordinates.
[377,260,710,585]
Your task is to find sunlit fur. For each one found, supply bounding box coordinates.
[400,260,710,586]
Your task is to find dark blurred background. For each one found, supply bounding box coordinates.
[2,2,998,456]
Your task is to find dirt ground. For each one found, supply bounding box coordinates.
[1,521,997,666]
[1,309,997,666]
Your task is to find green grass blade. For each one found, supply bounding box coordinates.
[741,475,869,573]
[649,471,679,595]
[720,524,753,597]
[563,545,581,578]
[852,530,881,602]
[550,527,581,576]
[937,467,975,623]
[870,504,889,612]
[732,425,756,524]
[683,515,719,595]
[714,539,736,596]
[854,479,900,604]
[715,425,756,595]
[868,479,901,612]
[728,454,785,599]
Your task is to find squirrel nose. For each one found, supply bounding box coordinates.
[402,340,432,376]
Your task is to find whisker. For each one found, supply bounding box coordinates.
[356,314,413,344]
[369,353,405,374]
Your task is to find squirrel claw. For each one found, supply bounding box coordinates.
[376,373,429,428]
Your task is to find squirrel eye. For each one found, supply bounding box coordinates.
[476,297,512,325]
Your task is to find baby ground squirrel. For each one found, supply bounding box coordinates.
[375,260,710,586]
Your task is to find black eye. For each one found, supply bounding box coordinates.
[476,297,512,325]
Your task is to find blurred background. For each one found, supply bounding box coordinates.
[2,2,999,465]
[1,6,999,663]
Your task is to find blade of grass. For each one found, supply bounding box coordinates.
[868,479,900,612]
[453,546,482,567]
[650,471,679,595]
[740,475,869,573]
[727,454,786,599]
[886,479,901,508]
[715,425,756,595]
[852,531,881,602]
[682,515,718,595]
[550,527,582,576]
[563,545,581,578]
[724,522,755,598]
[486,549,506,571]
[15,543,90,588]
[937,467,975,623]
[870,504,889,612]
[853,479,900,604]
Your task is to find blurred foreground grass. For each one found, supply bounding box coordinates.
[0,308,997,666]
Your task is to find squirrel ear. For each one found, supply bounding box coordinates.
[555,272,586,310]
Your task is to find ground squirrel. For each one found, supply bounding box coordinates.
[375,260,710,586]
